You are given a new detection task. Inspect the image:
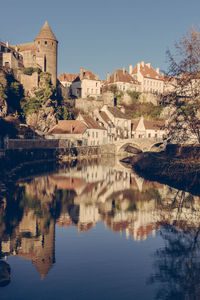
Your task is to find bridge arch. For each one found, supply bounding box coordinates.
[117,142,143,154]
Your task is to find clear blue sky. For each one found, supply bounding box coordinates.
[1,0,200,79]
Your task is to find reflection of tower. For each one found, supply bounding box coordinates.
[32,220,55,280]
[34,22,58,86]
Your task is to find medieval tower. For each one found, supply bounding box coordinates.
[34,22,58,86]
[10,21,58,86]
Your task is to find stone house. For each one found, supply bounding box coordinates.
[130,61,164,94]
[70,68,102,99]
[0,41,23,69]
[101,105,131,139]
[131,116,165,139]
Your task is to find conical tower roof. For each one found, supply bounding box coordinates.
[35,21,57,41]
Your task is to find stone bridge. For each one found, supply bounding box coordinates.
[112,138,165,154]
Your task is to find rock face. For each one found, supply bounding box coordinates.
[0,69,8,117]
[0,98,7,118]
[26,103,57,134]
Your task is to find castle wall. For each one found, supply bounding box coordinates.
[19,71,39,93]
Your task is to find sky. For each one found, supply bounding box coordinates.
[1,0,200,79]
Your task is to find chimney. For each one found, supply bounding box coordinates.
[114,71,117,82]
[156,67,159,74]
[137,62,140,72]
[129,64,133,74]
[107,72,111,82]
[141,61,144,67]
[146,62,151,68]
[6,41,9,47]
[80,67,84,80]
[123,66,126,75]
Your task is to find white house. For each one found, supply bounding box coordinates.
[130,61,164,94]
[76,113,107,145]
[106,68,141,92]
[71,68,102,99]
[131,116,165,139]
[46,118,107,146]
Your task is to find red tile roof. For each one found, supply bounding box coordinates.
[131,118,164,130]
[143,120,164,130]
[99,111,112,125]
[58,73,78,82]
[74,70,99,81]
[131,119,140,131]
[48,120,87,134]
[110,69,139,84]
[80,114,105,130]
[132,63,164,80]
[107,106,131,120]
[12,42,38,52]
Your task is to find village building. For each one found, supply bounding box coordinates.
[101,105,131,139]
[106,67,141,92]
[0,41,23,69]
[70,68,102,99]
[92,109,116,142]
[131,116,165,139]
[130,61,164,94]
[46,116,107,146]
[58,73,78,89]
[76,113,107,145]
[46,120,88,146]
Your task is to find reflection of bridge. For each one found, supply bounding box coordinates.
[112,138,165,153]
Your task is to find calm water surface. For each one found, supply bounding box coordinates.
[0,159,200,299]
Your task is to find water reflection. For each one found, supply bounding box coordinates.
[0,160,200,296]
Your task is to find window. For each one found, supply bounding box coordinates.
[96,132,98,138]
[92,132,94,137]
[148,133,151,138]
[96,89,98,94]
[44,41,47,45]
[96,82,98,87]
[38,41,40,44]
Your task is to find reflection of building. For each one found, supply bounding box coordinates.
[0,210,55,279]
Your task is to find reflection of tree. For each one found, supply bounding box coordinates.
[0,184,24,240]
[149,224,200,299]
[0,260,11,287]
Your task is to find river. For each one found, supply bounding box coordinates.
[0,158,200,299]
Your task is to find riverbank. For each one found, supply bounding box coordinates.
[122,144,200,196]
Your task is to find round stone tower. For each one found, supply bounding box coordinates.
[34,22,58,86]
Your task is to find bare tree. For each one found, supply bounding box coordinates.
[164,27,200,143]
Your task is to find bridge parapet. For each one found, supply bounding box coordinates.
[112,138,165,153]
